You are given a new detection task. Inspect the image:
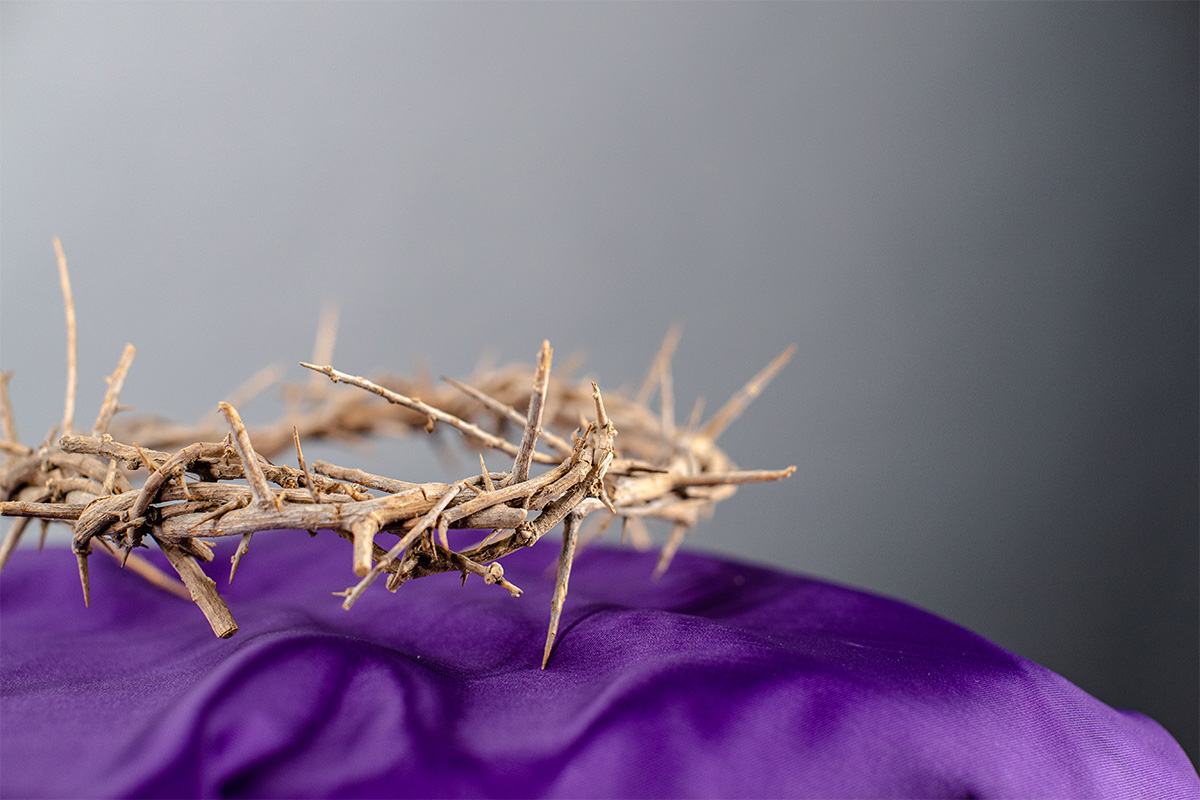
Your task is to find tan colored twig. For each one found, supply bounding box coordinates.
[308,306,340,398]
[478,454,496,493]
[0,516,32,572]
[300,362,559,465]
[220,402,281,580]
[199,365,282,428]
[684,396,706,434]
[312,460,417,493]
[622,515,652,550]
[219,403,278,509]
[442,375,573,457]
[636,323,683,407]
[156,534,239,638]
[505,340,553,487]
[53,238,77,437]
[76,548,91,607]
[700,345,796,443]
[92,344,137,436]
[542,510,581,669]
[293,427,319,504]
[0,441,31,457]
[0,371,25,469]
[653,521,689,579]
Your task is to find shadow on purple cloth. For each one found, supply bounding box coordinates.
[1,531,1196,799]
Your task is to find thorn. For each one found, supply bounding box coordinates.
[133,442,158,473]
[479,453,495,493]
[53,237,77,437]
[0,370,19,459]
[684,396,706,434]
[219,402,277,508]
[0,517,32,574]
[437,515,450,550]
[122,545,133,568]
[91,343,136,437]
[598,481,617,515]
[591,382,609,429]
[700,344,796,442]
[636,323,683,407]
[506,340,552,486]
[671,466,797,488]
[578,512,616,549]
[660,354,675,442]
[229,532,253,582]
[542,512,580,670]
[76,551,90,607]
[308,306,340,397]
[652,522,689,580]
[199,366,284,428]
[294,426,320,504]
[441,375,572,456]
[625,515,652,551]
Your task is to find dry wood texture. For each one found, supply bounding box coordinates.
[0,240,795,667]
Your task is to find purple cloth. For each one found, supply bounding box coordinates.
[1,532,1195,799]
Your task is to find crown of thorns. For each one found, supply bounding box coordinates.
[0,240,795,668]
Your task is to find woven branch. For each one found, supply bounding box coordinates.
[0,240,795,668]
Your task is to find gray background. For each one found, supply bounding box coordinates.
[2,2,1196,766]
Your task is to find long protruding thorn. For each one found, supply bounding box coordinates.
[0,518,31,574]
[229,532,253,582]
[652,521,689,580]
[0,371,23,469]
[441,375,573,456]
[92,344,137,437]
[293,426,320,504]
[542,511,581,670]
[219,402,278,509]
[308,305,340,397]
[506,340,552,487]
[77,551,90,607]
[636,323,683,407]
[591,382,609,429]
[700,345,796,442]
[53,237,77,437]
[479,453,496,493]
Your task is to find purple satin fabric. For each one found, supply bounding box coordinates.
[1,531,1195,799]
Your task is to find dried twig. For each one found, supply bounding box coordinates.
[299,362,559,465]
[442,375,573,457]
[0,372,25,469]
[542,510,581,669]
[92,344,136,437]
[700,345,797,442]
[506,340,552,487]
[52,238,78,437]
[307,305,339,398]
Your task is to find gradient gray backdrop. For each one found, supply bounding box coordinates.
[2,2,1196,765]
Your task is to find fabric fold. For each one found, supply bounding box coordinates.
[2,531,1195,798]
